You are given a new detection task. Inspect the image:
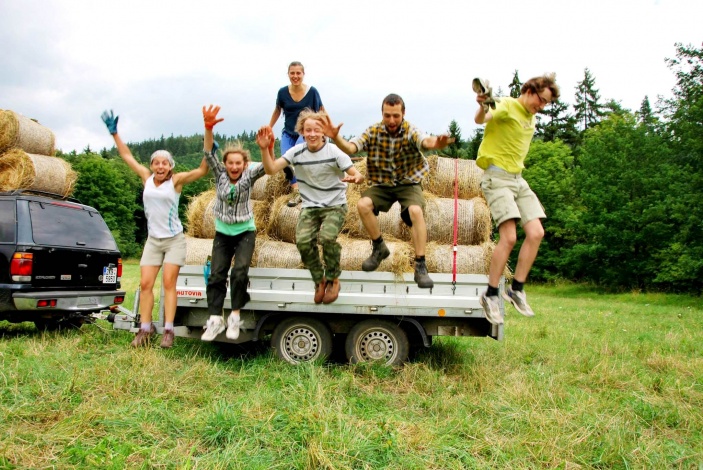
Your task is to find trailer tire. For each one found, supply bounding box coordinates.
[271,317,332,364]
[345,319,409,366]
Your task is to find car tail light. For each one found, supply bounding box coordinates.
[37,299,57,308]
[11,252,33,282]
[117,258,123,278]
[113,295,124,304]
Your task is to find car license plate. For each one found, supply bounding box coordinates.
[103,266,117,284]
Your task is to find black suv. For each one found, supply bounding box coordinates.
[0,190,125,330]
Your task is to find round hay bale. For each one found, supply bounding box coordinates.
[185,236,213,266]
[251,172,269,200]
[252,199,270,235]
[425,155,483,199]
[420,196,492,245]
[0,110,56,155]
[338,235,413,274]
[345,157,369,197]
[262,170,291,202]
[265,195,301,243]
[256,239,303,269]
[0,149,76,197]
[425,242,494,275]
[345,200,406,241]
[185,190,216,239]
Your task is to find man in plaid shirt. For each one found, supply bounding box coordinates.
[322,94,453,288]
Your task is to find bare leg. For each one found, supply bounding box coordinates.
[407,205,427,257]
[358,196,381,240]
[513,218,544,283]
[139,265,161,323]
[161,263,181,323]
[488,220,517,287]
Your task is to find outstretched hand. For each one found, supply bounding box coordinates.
[436,134,455,149]
[321,114,343,140]
[256,126,275,151]
[341,173,364,184]
[203,105,224,130]
[101,110,119,135]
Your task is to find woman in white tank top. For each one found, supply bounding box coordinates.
[101,110,209,349]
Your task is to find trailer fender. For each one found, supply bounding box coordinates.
[398,317,431,347]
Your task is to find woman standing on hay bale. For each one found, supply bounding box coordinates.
[100,110,209,349]
[257,109,364,304]
[269,61,325,208]
[200,105,267,342]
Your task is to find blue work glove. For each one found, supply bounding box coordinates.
[212,140,219,152]
[101,110,119,135]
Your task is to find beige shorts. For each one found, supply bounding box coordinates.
[480,167,546,227]
[140,232,187,267]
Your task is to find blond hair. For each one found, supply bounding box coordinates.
[294,108,328,135]
[221,141,251,166]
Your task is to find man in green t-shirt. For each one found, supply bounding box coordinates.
[474,74,560,325]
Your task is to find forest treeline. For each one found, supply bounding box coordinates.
[57,43,703,293]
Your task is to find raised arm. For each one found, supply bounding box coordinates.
[474,94,493,124]
[269,105,282,128]
[203,104,224,153]
[421,134,455,151]
[321,114,358,155]
[101,110,150,183]
[172,156,208,191]
[256,126,289,175]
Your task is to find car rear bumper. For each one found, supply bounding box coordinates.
[12,290,126,311]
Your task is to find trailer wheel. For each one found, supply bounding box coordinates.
[271,317,332,364]
[345,319,409,366]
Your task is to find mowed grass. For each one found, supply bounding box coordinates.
[0,262,702,469]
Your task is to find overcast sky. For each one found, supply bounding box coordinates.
[1,0,700,154]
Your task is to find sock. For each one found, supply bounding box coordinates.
[512,280,525,292]
[164,322,174,331]
[140,322,152,332]
[372,236,384,246]
[486,285,500,297]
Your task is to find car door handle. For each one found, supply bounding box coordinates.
[78,264,88,268]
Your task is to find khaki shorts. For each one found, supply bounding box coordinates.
[362,184,425,227]
[140,232,187,267]
[480,167,546,227]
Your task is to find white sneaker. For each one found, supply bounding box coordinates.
[201,315,225,341]
[502,287,535,317]
[479,292,504,325]
[226,314,241,340]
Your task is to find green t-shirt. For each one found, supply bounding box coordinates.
[476,97,535,174]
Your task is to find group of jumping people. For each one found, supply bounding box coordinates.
[101,61,559,348]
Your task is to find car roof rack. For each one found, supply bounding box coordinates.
[0,189,82,204]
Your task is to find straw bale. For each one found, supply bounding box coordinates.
[343,197,406,241]
[185,190,216,238]
[425,155,483,199]
[338,235,413,274]
[256,239,304,269]
[0,149,76,196]
[265,195,301,243]
[0,110,56,155]
[418,196,492,245]
[425,242,494,275]
[185,236,214,265]
[252,199,270,234]
[251,172,269,200]
[345,158,369,197]
[262,170,291,202]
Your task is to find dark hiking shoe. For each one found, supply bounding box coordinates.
[362,241,390,272]
[414,260,434,289]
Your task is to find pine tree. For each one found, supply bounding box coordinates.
[509,70,522,98]
[535,99,579,146]
[573,68,605,130]
[443,120,464,158]
[636,95,657,127]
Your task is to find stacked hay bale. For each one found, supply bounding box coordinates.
[0,110,76,197]
[184,154,500,278]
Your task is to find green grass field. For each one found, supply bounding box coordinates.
[1,262,702,469]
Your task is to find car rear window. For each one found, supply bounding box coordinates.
[29,201,118,250]
[0,200,15,243]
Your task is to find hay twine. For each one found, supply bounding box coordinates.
[0,149,76,196]
[425,155,484,199]
[0,110,56,155]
